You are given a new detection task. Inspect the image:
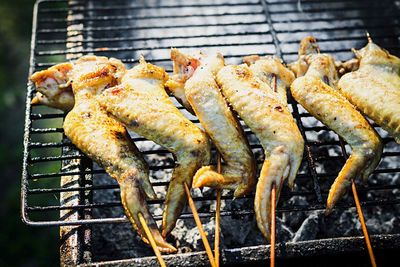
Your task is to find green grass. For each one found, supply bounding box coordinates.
[0,1,59,266]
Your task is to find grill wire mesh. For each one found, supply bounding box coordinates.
[22,0,400,265]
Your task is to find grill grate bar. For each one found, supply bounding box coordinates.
[26,198,400,218]
[27,182,400,197]
[30,161,399,182]
[269,3,397,14]
[36,40,275,56]
[274,23,400,34]
[37,21,268,34]
[36,31,271,45]
[37,32,399,47]
[39,11,265,23]
[28,150,400,164]
[39,2,261,13]
[272,13,399,23]
[34,52,278,69]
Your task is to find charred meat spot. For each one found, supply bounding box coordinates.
[274,105,283,112]
[251,81,260,88]
[81,112,91,118]
[130,119,139,127]
[322,75,330,85]
[113,131,125,140]
[111,87,122,95]
[235,68,250,79]
[334,117,337,121]
[118,144,132,159]
[190,150,199,157]
[104,83,112,90]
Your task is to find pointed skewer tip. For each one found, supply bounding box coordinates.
[366,31,372,43]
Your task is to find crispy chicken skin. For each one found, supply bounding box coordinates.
[30,63,75,111]
[168,49,256,197]
[338,39,400,143]
[61,56,176,253]
[290,37,383,213]
[216,64,304,240]
[96,57,211,237]
[243,55,295,105]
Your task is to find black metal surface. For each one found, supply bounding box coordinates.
[22,0,400,265]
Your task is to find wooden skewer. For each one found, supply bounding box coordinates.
[366,31,373,43]
[138,213,167,267]
[351,181,377,267]
[214,152,222,267]
[270,184,276,267]
[184,182,217,267]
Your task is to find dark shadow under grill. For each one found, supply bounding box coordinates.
[22,0,400,266]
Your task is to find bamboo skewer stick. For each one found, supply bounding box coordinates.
[270,184,276,267]
[138,213,167,267]
[184,182,217,267]
[351,182,377,267]
[214,152,222,267]
[270,74,278,267]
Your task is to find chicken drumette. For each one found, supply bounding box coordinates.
[30,63,74,112]
[338,38,400,143]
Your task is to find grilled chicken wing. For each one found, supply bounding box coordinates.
[168,49,256,197]
[96,57,211,237]
[216,64,304,240]
[243,55,295,105]
[290,37,383,213]
[30,63,75,111]
[338,39,400,143]
[47,56,175,253]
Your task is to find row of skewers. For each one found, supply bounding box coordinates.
[30,36,400,263]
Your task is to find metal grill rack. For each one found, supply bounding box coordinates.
[22,0,400,266]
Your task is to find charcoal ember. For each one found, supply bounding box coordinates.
[292,210,322,242]
[92,223,153,260]
[234,216,293,247]
[277,217,294,242]
[92,173,154,259]
[324,209,359,237]
[364,207,400,234]
[221,216,254,246]
[281,195,309,230]
[170,219,218,253]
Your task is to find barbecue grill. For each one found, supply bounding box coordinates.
[22,0,400,266]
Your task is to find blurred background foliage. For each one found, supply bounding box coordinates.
[0,0,59,266]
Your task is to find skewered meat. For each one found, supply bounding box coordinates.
[32,56,176,253]
[290,36,383,213]
[216,64,304,240]
[243,55,295,105]
[30,63,74,111]
[96,57,211,237]
[168,49,256,197]
[338,38,400,143]
[243,54,303,186]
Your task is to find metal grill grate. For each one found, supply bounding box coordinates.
[22,0,400,265]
